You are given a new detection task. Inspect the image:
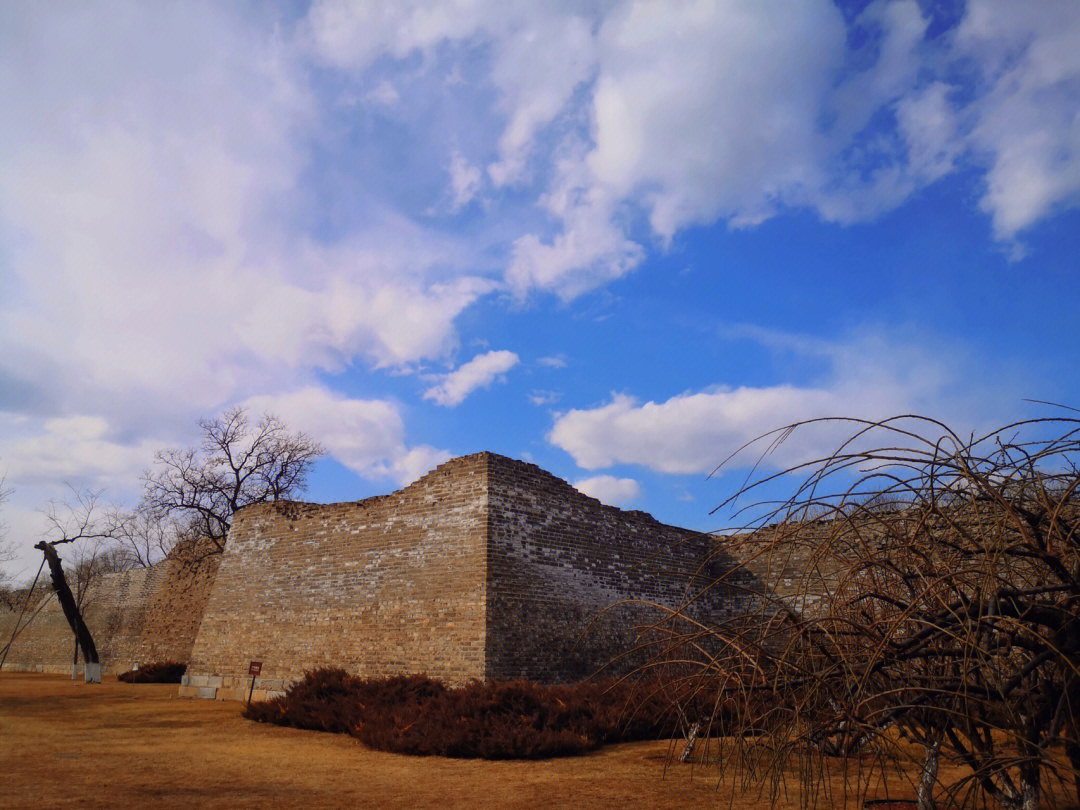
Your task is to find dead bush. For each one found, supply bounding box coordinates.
[245,668,717,759]
[118,661,186,684]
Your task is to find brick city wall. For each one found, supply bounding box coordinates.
[484,454,755,681]
[181,452,758,698]
[180,455,489,700]
[3,454,766,697]
[0,539,220,676]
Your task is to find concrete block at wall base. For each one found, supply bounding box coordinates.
[84,663,101,684]
[186,675,209,688]
[197,686,218,699]
[207,675,223,688]
[180,674,189,687]
[177,685,200,698]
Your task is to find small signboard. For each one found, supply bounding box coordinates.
[246,661,262,705]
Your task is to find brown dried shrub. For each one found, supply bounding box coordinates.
[245,668,721,759]
[118,661,186,684]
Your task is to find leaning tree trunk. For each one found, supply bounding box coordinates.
[34,541,100,683]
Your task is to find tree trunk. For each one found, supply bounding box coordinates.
[35,542,100,682]
[917,737,940,810]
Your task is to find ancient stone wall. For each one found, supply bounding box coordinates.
[180,455,489,700]
[484,454,753,681]
[177,452,761,698]
[0,539,220,675]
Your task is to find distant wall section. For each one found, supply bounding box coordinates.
[0,539,220,675]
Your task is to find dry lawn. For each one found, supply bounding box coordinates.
[0,672,1067,810]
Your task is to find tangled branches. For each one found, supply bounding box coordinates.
[666,414,1080,810]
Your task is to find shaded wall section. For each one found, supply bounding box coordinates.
[484,454,754,681]
[181,455,489,700]
[0,539,221,675]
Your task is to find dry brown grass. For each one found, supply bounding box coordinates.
[1,672,1070,810]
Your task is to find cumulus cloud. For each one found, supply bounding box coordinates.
[424,350,520,407]
[0,5,498,431]
[1,414,163,490]
[307,0,1080,293]
[550,327,1023,475]
[529,390,561,406]
[244,386,448,485]
[573,475,641,507]
[955,0,1080,240]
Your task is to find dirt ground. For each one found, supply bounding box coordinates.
[0,672,1064,810]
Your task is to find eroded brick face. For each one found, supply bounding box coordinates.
[183,456,489,698]
[2,453,750,698]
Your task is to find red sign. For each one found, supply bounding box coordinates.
[249,661,262,676]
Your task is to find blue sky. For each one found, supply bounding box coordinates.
[2,0,1079,577]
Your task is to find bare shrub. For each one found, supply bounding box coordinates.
[245,669,720,759]
[118,661,186,684]
[669,413,1080,810]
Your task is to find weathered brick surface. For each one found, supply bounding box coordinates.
[184,455,489,692]
[484,454,750,681]
[0,538,220,675]
[184,453,752,694]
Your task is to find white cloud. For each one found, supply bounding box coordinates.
[244,386,448,485]
[448,151,482,211]
[550,327,1023,475]
[573,475,641,507]
[367,79,400,106]
[955,0,1080,240]
[424,350,520,407]
[306,1,597,188]
[0,5,495,421]
[552,388,840,474]
[537,354,567,368]
[302,1,1080,295]
[1,414,162,490]
[529,390,561,406]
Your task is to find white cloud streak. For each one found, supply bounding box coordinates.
[423,350,521,407]
[550,327,1024,475]
[245,386,448,485]
[573,475,642,507]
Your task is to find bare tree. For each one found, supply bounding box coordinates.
[142,407,324,552]
[654,413,1080,810]
[105,501,185,568]
[35,485,132,680]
